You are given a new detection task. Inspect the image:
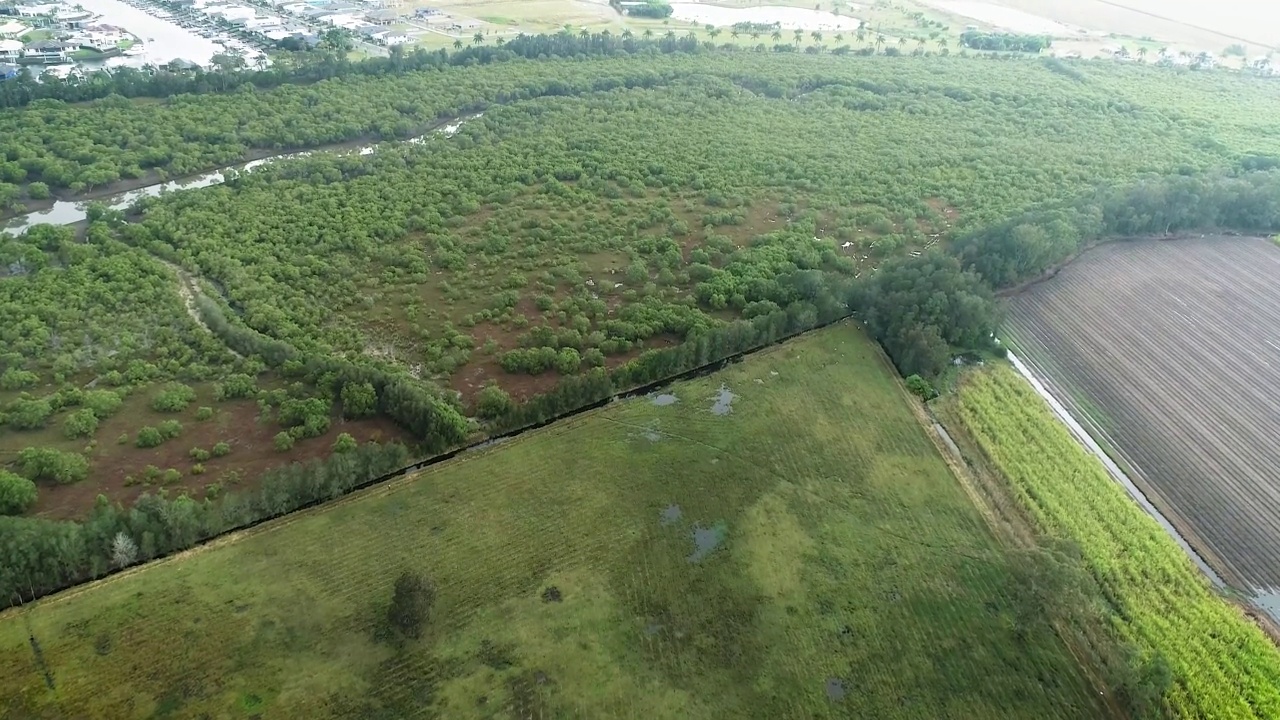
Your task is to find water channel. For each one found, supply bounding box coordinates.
[2,114,479,235]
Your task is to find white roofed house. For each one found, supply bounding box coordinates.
[0,39,22,62]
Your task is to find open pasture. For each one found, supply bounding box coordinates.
[0,324,1103,719]
[1005,236,1280,595]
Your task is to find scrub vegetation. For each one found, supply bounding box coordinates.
[4,35,1280,719]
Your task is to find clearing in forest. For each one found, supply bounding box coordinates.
[0,324,1103,719]
[1005,237,1280,596]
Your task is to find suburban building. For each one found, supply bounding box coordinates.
[0,38,22,61]
[22,39,70,62]
[56,7,95,28]
[364,8,397,25]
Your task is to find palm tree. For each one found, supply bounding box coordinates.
[496,37,505,46]
[643,28,654,39]
[664,30,675,40]
[771,29,781,42]
[731,29,740,39]
[793,28,804,45]
[622,28,633,39]
[473,32,484,45]
[579,28,590,40]
[856,28,866,45]
[453,38,462,49]
[916,37,926,51]
[811,31,822,43]
[897,36,907,48]
[937,37,948,52]
[834,32,843,44]
[709,28,721,40]
[1137,46,1148,61]
[751,31,760,41]
[875,33,886,51]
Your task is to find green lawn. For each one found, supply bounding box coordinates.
[0,324,1102,719]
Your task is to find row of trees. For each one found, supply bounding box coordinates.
[2,441,411,604]
[959,31,1051,53]
[854,169,1280,380]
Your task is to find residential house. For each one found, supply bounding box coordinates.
[0,62,18,79]
[15,4,59,18]
[364,8,396,25]
[0,38,21,61]
[22,39,70,62]
[56,8,95,29]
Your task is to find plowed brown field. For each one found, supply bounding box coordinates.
[1006,236,1280,595]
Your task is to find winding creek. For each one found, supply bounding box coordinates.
[1,114,480,235]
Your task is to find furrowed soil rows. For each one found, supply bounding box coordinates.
[1006,236,1280,594]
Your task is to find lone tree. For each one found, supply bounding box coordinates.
[386,571,435,641]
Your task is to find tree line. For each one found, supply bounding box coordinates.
[854,169,1280,381]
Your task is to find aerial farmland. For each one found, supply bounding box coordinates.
[1006,236,1280,612]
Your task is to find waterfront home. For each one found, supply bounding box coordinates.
[22,39,70,62]
[0,38,21,61]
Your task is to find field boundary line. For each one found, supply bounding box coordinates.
[5,322,849,615]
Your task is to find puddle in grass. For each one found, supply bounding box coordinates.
[825,677,847,701]
[650,393,679,407]
[688,521,728,563]
[659,504,683,526]
[710,385,737,416]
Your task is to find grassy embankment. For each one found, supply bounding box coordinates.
[943,366,1280,719]
[0,324,1102,719]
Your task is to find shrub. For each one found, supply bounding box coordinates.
[191,464,206,476]
[386,571,434,641]
[195,406,214,421]
[0,470,37,515]
[904,374,939,401]
[190,447,211,462]
[211,441,231,457]
[583,348,606,368]
[150,382,196,412]
[340,382,377,419]
[158,419,183,439]
[136,426,164,448]
[83,389,124,418]
[26,181,50,200]
[214,373,257,401]
[17,447,89,484]
[7,398,53,430]
[555,347,582,375]
[332,433,358,453]
[161,468,182,485]
[475,385,514,421]
[0,367,39,390]
[116,432,129,445]
[63,408,100,439]
[274,432,295,451]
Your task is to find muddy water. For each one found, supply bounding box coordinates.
[2,114,481,236]
[650,393,679,407]
[1005,351,1227,587]
[709,385,736,416]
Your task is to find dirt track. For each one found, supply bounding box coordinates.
[1006,236,1280,592]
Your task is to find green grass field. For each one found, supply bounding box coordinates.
[0,324,1104,719]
